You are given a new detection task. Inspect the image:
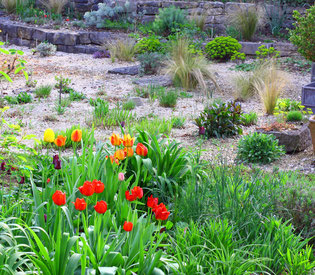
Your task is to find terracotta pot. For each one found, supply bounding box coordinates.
[309,115,315,154]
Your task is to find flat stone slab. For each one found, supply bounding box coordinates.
[108,66,140,75]
[133,76,173,87]
[256,124,312,153]
[127,97,143,106]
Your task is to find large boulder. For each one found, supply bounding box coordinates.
[256,124,312,153]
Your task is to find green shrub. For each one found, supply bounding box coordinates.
[237,132,285,164]
[256,45,280,59]
[275,98,303,112]
[5,92,33,104]
[137,52,164,75]
[289,5,315,62]
[195,101,243,138]
[35,42,57,57]
[286,111,303,122]
[205,36,242,61]
[241,112,258,126]
[35,85,52,98]
[153,6,188,35]
[159,90,178,107]
[135,35,163,54]
[122,100,135,110]
[228,6,263,41]
[69,90,86,101]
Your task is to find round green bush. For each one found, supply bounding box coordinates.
[135,35,163,54]
[237,132,285,164]
[205,36,242,61]
[286,111,303,122]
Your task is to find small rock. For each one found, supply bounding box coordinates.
[133,76,173,87]
[127,97,143,107]
[108,65,139,75]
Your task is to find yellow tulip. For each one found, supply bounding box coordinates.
[44,128,55,143]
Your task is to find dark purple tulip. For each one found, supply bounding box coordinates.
[0,162,5,171]
[53,155,59,166]
[18,176,25,184]
[54,159,62,170]
[199,126,205,135]
[44,214,47,223]
[120,121,125,128]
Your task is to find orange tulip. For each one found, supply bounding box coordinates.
[109,133,122,146]
[122,134,135,147]
[136,143,148,157]
[114,149,125,161]
[124,147,134,157]
[54,135,67,147]
[106,155,119,165]
[71,129,82,142]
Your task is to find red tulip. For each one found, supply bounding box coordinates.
[125,190,136,201]
[94,200,107,214]
[147,195,158,208]
[123,221,133,232]
[72,198,87,211]
[136,143,148,157]
[131,186,143,199]
[18,176,25,184]
[0,162,5,171]
[52,190,66,206]
[79,181,95,196]
[47,178,51,183]
[92,179,105,193]
[153,203,170,220]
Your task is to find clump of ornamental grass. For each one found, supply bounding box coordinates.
[107,39,135,62]
[1,0,17,13]
[190,11,207,31]
[164,38,220,94]
[35,85,52,98]
[253,60,287,115]
[228,5,265,41]
[39,0,68,14]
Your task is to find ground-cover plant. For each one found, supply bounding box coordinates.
[253,60,287,115]
[159,89,178,108]
[4,92,33,105]
[286,110,303,122]
[35,42,57,57]
[170,116,185,129]
[122,100,135,110]
[228,6,264,41]
[134,34,163,54]
[195,101,243,138]
[137,52,165,76]
[289,5,315,62]
[205,36,242,61]
[241,112,258,126]
[256,45,280,59]
[133,117,173,136]
[69,90,86,101]
[35,85,52,98]
[152,6,188,35]
[237,132,285,164]
[165,38,220,93]
[107,39,135,62]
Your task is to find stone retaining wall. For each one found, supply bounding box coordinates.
[0,15,297,56]
[0,17,129,54]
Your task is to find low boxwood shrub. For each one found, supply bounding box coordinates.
[205,36,242,61]
[195,101,243,138]
[286,110,303,122]
[237,132,285,164]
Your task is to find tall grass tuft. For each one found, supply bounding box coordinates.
[253,60,287,115]
[39,0,68,14]
[190,11,207,31]
[107,39,135,62]
[228,6,264,41]
[164,38,221,93]
[1,0,17,13]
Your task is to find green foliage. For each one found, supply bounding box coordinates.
[232,62,257,72]
[237,132,285,164]
[54,75,71,93]
[286,110,303,122]
[289,5,315,62]
[159,90,178,108]
[170,116,186,128]
[228,6,263,41]
[35,85,52,98]
[69,90,86,101]
[108,39,135,62]
[133,117,173,136]
[5,92,33,104]
[134,34,163,54]
[122,100,135,110]
[241,112,258,126]
[256,45,280,59]
[35,42,57,57]
[195,101,243,138]
[230,51,245,61]
[137,52,164,76]
[276,98,304,112]
[153,6,188,35]
[225,25,241,40]
[205,36,242,61]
